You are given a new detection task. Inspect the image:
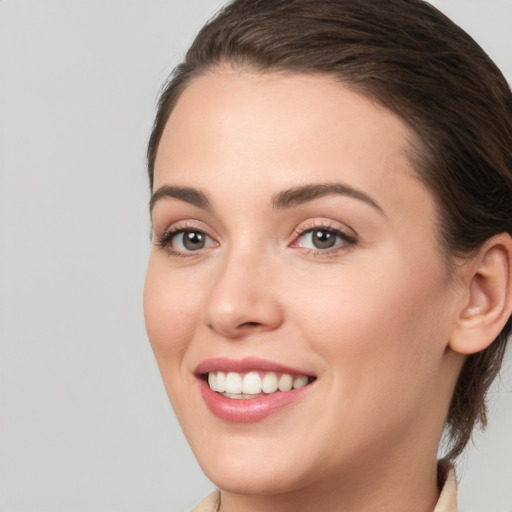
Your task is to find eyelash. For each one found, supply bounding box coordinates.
[291,224,357,256]
[155,223,357,258]
[154,224,216,258]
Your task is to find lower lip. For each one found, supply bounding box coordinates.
[198,379,313,423]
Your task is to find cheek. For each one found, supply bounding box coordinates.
[143,259,201,368]
[288,252,454,406]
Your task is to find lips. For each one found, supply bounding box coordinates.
[195,357,316,422]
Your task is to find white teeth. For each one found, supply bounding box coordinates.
[261,372,278,393]
[278,374,293,392]
[216,371,226,392]
[207,370,311,396]
[293,375,308,389]
[208,372,217,391]
[242,372,261,394]
[223,392,248,399]
[225,372,243,394]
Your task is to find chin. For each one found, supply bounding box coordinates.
[187,432,314,495]
[200,456,312,496]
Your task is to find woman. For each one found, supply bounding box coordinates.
[143,0,512,510]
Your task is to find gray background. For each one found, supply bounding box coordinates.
[0,1,511,511]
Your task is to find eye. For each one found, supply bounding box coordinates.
[174,230,210,251]
[301,229,338,249]
[293,226,357,252]
[156,228,217,255]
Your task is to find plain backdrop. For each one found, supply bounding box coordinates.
[1,1,511,511]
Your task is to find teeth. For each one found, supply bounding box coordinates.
[293,375,308,389]
[207,370,311,396]
[242,371,261,394]
[208,372,217,391]
[261,372,278,393]
[216,371,226,392]
[225,372,243,394]
[278,374,293,392]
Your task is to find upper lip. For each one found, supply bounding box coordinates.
[195,357,315,377]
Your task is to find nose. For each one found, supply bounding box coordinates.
[202,252,283,339]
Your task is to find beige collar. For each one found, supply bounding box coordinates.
[433,468,458,512]
[190,490,220,512]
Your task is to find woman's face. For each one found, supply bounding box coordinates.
[144,71,464,495]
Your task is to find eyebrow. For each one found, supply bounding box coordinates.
[149,182,384,215]
[271,183,384,213]
[150,185,210,212]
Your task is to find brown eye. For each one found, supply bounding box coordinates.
[293,225,357,253]
[311,229,336,249]
[180,231,206,251]
[157,228,217,255]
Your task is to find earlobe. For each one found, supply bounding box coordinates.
[450,233,512,355]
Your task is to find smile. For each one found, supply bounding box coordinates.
[196,358,316,422]
[208,371,311,398]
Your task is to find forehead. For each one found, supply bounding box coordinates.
[156,70,414,175]
[154,69,434,223]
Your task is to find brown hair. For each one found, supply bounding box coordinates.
[147,0,512,461]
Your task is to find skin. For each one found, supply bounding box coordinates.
[144,70,471,512]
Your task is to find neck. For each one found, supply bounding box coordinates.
[219,455,441,512]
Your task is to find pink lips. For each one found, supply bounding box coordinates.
[195,357,315,423]
[195,357,313,376]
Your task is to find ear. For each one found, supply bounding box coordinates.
[449,233,512,355]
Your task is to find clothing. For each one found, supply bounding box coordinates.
[190,468,458,512]
[434,468,458,512]
[190,491,220,512]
